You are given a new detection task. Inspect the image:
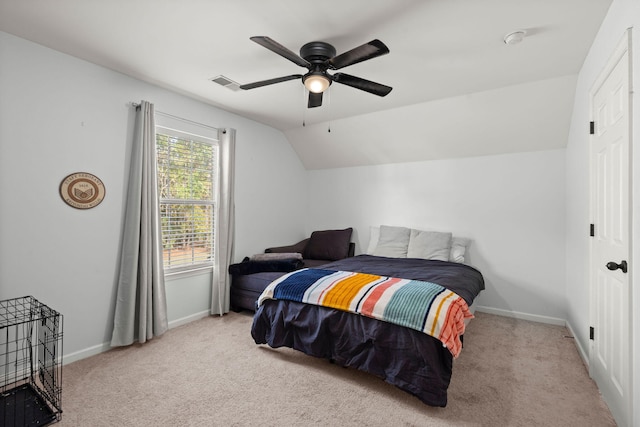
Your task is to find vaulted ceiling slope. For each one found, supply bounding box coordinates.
[0,0,612,169]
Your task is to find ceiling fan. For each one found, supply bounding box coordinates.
[239,36,392,108]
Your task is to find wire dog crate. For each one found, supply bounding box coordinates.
[1,296,63,426]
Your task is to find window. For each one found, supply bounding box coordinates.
[156,125,218,273]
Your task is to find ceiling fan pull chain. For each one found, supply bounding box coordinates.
[327,87,331,133]
[302,86,307,127]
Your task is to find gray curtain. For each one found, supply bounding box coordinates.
[211,128,236,315]
[111,100,168,346]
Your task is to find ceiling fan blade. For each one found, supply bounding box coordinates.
[328,39,390,70]
[308,92,323,108]
[332,73,392,97]
[239,74,302,90]
[250,36,310,68]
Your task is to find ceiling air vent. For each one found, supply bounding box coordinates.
[210,75,240,91]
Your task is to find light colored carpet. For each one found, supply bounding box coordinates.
[59,311,615,426]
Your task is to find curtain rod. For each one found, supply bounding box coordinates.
[130,102,220,132]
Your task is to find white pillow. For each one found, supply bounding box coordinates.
[407,229,452,261]
[449,237,470,263]
[372,225,411,258]
[367,224,470,263]
[366,226,380,254]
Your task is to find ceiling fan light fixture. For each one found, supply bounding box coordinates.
[240,36,392,108]
[303,72,331,93]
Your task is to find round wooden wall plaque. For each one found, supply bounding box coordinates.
[60,172,106,209]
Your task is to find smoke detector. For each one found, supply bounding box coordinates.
[503,30,526,45]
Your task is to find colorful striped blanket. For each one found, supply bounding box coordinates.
[257,268,473,358]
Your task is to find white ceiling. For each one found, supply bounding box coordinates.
[0,0,612,169]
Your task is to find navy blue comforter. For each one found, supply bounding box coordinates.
[251,255,484,407]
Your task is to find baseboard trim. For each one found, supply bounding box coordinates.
[168,310,211,329]
[64,342,112,365]
[63,308,577,366]
[474,305,566,326]
[565,320,590,369]
[63,310,212,366]
[473,306,590,367]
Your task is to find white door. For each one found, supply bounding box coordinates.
[589,31,631,427]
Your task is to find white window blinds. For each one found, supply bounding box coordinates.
[156,122,219,272]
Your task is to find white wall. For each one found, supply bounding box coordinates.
[287,75,577,170]
[0,31,307,360]
[308,149,567,321]
[565,0,639,425]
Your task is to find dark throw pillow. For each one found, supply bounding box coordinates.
[303,228,353,261]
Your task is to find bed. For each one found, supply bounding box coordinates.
[251,252,485,407]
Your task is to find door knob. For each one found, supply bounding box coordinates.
[606,260,628,273]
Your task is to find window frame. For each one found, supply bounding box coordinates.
[155,124,219,276]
